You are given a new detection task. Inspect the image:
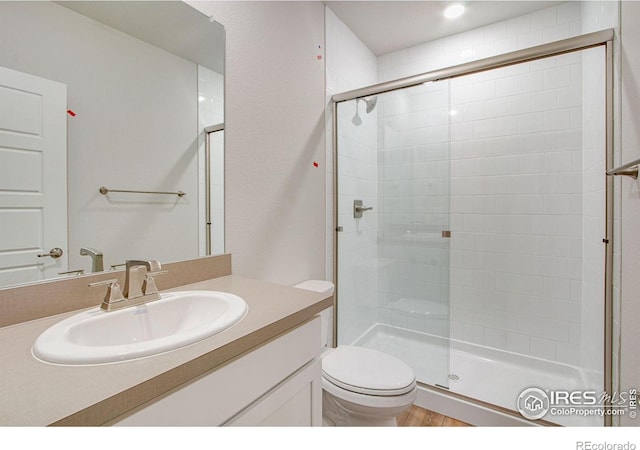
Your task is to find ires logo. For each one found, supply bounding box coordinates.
[517,387,638,420]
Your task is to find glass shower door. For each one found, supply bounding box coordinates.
[335,79,452,390]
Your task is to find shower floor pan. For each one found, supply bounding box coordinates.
[352,323,602,427]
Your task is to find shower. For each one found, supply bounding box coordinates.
[332,29,613,426]
[361,96,377,113]
[351,96,378,125]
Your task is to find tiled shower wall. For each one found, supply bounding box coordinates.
[375,1,611,368]
[329,2,615,369]
[446,51,596,365]
[377,81,451,338]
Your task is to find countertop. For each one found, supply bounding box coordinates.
[0,275,332,426]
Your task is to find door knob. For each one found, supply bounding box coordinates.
[37,248,64,258]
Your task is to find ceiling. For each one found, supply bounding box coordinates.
[324,1,564,56]
[58,1,225,73]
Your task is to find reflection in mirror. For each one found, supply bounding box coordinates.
[0,1,224,289]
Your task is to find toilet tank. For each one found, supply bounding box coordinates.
[293,280,334,348]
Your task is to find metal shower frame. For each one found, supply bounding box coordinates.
[331,28,615,425]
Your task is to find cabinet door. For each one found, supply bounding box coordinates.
[109,316,321,426]
[225,359,322,426]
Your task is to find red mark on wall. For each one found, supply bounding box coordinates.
[67,109,76,117]
[313,162,319,168]
[317,55,322,60]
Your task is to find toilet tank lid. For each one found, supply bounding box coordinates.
[293,280,335,295]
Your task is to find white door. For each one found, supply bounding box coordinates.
[0,66,67,287]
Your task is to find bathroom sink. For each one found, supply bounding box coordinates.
[32,291,248,365]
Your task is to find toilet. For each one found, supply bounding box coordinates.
[293,280,417,426]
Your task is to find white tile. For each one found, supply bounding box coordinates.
[557,2,581,24]
[555,297,581,323]
[532,89,558,112]
[531,214,558,235]
[518,274,546,297]
[494,115,519,136]
[518,71,544,93]
[506,14,532,37]
[473,119,495,139]
[555,341,580,365]
[545,150,573,172]
[531,173,559,194]
[518,112,544,134]
[507,93,533,115]
[530,336,556,360]
[520,153,546,174]
[544,66,572,90]
[495,36,518,55]
[451,122,474,142]
[507,294,531,314]
[531,6,557,30]
[507,174,532,194]
[494,75,520,97]
[506,332,531,355]
[484,328,507,349]
[495,311,519,332]
[517,29,543,49]
[542,319,571,342]
[543,23,573,43]
[483,21,507,42]
[543,109,573,131]
[557,85,582,108]
[557,215,582,237]
[529,295,557,319]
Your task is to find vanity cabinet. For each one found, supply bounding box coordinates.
[109,316,322,426]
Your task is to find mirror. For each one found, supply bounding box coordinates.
[0,1,224,288]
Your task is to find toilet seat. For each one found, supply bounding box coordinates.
[322,346,416,396]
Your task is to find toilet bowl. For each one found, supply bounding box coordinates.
[293,280,418,426]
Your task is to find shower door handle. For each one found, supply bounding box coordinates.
[354,200,373,218]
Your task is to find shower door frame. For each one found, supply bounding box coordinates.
[331,28,615,424]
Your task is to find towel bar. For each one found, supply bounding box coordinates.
[99,186,186,197]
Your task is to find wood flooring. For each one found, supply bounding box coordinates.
[397,405,470,427]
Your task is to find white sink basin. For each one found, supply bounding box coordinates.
[32,291,248,365]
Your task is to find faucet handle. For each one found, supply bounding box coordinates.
[89,279,126,310]
[142,270,168,295]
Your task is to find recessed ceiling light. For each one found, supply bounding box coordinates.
[444,4,465,19]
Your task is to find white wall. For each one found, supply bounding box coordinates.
[0,1,201,273]
[188,1,326,285]
[618,0,640,427]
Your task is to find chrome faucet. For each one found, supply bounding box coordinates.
[89,259,166,311]
[80,247,104,272]
[123,259,162,299]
